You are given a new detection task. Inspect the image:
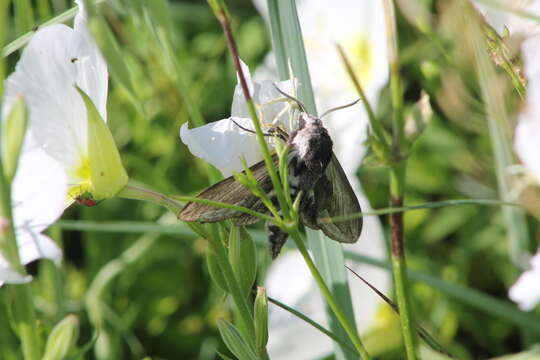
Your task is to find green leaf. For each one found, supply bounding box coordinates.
[43,315,79,360]
[75,86,129,200]
[228,227,257,297]
[217,319,258,360]
[2,97,27,183]
[206,246,230,293]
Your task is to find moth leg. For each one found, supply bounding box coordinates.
[267,222,289,259]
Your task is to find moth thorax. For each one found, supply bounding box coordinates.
[298,113,322,129]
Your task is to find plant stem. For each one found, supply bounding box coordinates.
[214,6,288,215]
[389,163,417,358]
[117,183,184,215]
[9,285,42,360]
[383,0,418,357]
[289,228,371,360]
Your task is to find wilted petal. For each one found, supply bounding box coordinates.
[180,118,264,177]
[3,0,107,183]
[509,250,540,311]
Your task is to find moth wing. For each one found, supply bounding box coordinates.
[314,153,362,243]
[231,199,268,225]
[178,156,276,223]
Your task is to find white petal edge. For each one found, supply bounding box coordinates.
[12,146,68,235]
[180,118,264,177]
[0,254,32,286]
[509,249,540,311]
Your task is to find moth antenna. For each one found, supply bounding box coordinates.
[273,84,308,114]
[320,98,361,119]
[231,119,288,141]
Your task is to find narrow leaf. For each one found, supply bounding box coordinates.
[228,226,257,297]
[217,319,258,360]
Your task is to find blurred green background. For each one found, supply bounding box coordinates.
[1,0,540,359]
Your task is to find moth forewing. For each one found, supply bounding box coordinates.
[178,155,277,223]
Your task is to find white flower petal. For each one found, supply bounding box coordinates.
[509,249,540,311]
[3,1,108,181]
[231,60,257,118]
[180,118,264,177]
[16,232,62,267]
[12,146,68,235]
[0,255,32,286]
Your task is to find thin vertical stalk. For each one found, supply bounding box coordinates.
[213,5,288,215]
[289,229,371,360]
[383,0,418,357]
[389,163,417,359]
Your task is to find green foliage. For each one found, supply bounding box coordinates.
[1,0,540,359]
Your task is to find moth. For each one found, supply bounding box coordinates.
[179,87,362,258]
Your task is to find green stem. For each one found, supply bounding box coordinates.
[117,183,184,215]
[215,7,289,215]
[9,285,42,360]
[384,0,404,149]
[321,198,519,223]
[389,164,417,358]
[289,228,371,360]
[335,44,389,158]
[383,0,418,357]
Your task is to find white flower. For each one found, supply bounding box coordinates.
[180,60,294,177]
[3,0,127,201]
[473,0,540,36]
[509,248,540,311]
[0,143,67,285]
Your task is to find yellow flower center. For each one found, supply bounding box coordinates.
[67,155,92,200]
